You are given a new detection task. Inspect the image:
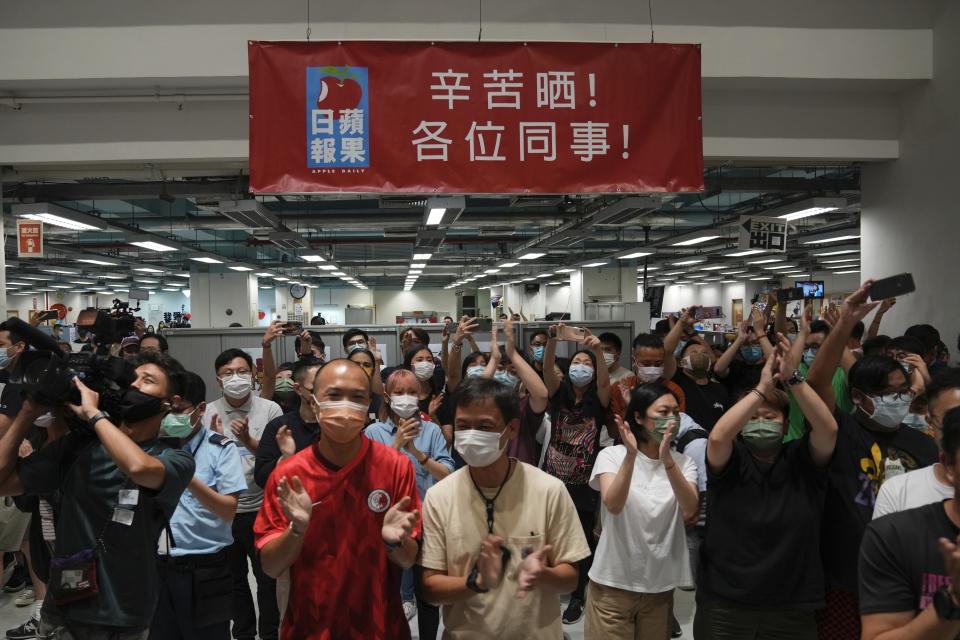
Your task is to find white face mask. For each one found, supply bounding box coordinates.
[220,373,253,400]
[455,429,506,468]
[603,352,617,367]
[413,361,436,381]
[635,366,664,383]
[34,413,55,428]
[389,394,419,419]
[466,365,486,378]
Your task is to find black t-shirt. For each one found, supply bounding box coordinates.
[821,410,940,591]
[0,376,24,418]
[672,371,730,431]
[721,360,765,401]
[254,410,320,488]
[699,438,829,609]
[859,501,958,615]
[18,431,194,630]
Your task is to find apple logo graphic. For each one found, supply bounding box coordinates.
[317,69,362,116]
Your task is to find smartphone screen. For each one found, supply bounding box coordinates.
[559,326,587,342]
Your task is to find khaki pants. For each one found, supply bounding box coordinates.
[584,580,673,640]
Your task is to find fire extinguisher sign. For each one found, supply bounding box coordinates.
[306,66,370,170]
[17,220,43,258]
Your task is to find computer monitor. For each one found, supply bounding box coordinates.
[795,280,825,298]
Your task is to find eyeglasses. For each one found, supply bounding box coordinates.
[880,390,915,402]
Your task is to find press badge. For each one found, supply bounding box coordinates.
[111,508,134,526]
[118,489,139,506]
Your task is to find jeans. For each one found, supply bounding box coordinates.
[39,611,148,640]
[150,558,230,640]
[693,591,817,640]
[401,567,415,602]
[228,512,279,640]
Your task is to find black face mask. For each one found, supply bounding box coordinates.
[274,390,298,407]
[119,388,167,423]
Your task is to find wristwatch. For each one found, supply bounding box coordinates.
[786,370,806,386]
[419,453,430,466]
[466,563,488,594]
[87,411,110,429]
[935,586,960,620]
[384,537,403,551]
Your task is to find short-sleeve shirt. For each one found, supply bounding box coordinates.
[0,377,24,418]
[168,428,246,556]
[873,465,955,520]
[821,411,939,591]
[859,501,957,615]
[504,397,546,467]
[254,438,420,640]
[588,446,697,593]
[670,372,730,432]
[785,364,852,443]
[18,431,194,630]
[699,438,829,610]
[364,418,455,499]
[203,394,283,513]
[420,461,591,640]
[254,410,319,488]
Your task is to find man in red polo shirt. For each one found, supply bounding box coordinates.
[255,359,421,639]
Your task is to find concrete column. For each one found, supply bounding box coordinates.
[569,270,583,321]
[620,267,638,303]
[862,2,960,343]
[189,270,257,328]
[0,173,6,316]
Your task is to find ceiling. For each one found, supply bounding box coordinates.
[0,164,860,296]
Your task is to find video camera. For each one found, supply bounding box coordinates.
[2,315,136,415]
[77,299,139,350]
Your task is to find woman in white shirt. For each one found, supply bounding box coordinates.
[585,383,699,640]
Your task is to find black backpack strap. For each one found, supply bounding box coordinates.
[675,428,709,453]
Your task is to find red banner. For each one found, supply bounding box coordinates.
[248,41,703,194]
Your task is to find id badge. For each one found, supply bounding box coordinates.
[118,489,139,506]
[111,508,134,526]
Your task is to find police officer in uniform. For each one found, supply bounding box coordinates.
[151,372,247,640]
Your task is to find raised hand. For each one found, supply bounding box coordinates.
[503,318,516,355]
[297,330,313,356]
[749,308,767,337]
[658,418,677,462]
[278,475,313,531]
[455,316,478,345]
[902,353,931,387]
[822,303,840,329]
[776,332,801,380]
[369,335,383,365]
[68,377,101,421]
[736,321,750,342]
[840,280,880,325]
[476,534,506,590]
[801,303,813,335]
[393,417,420,450]
[209,413,224,435]
[276,425,295,459]
[878,297,897,314]
[262,320,284,348]
[231,416,252,447]
[614,414,639,456]
[382,495,419,546]
[757,348,780,396]
[516,544,553,599]
[428,393,444,421]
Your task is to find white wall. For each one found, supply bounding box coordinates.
[862,2,960,342]
[373,289,455,324]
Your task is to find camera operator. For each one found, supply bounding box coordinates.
[0,351,196,639]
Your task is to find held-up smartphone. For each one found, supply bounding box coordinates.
[777,287,806,303]
[869,273,915,301]
[37,310,59,322]
[281,321,302,334]
[475,317,493,333]
[694,306,723,320]
[558,325,587,342]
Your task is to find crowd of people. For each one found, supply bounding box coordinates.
[0,278,957,640]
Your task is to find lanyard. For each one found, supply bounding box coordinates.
[468,460,514,534]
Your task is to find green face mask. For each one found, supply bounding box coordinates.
[275,378,295,393]
[160,413,195,439]
[741,418,784,454]
[649,415,678,443]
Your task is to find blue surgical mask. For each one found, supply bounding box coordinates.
[494,370,519,388]
[865,392,913,430]
[803,348,818,368]
[531,345,545,362]
[346,341,366,354]
[740,345,762,363]
[466,365,486,378]
[568,364,594,388]
[0,348,11,370]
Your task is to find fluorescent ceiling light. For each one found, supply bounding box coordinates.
[424,196,465,226]
[133,267,164,273]
[771,197,847,221]
[821,257,860,264]
[672,259,706,266]
[555,268,575,273]
[699,265,725,271]
[720,270,747,275]
[318,265,337,271]
[719,280,739,283]
[619,252,653,259]
[256,272,273,277]
[673,281,691,285]
[725,249,765,257]
[835,269,861,274]
[13,202,109,231]
[190,256,223,264]
[413,253,432,260]
[411,263,427,269]
[161,288,179,292]
[537,274,552,278]
[259,285,273,289]
[130,240,178,252]
[331,271,345,276]
[76,258,117,266]
[49,284,72,289]
[5,282,29,286]
[499,262,519,268]
[19,276,47,281]
[547,281,565,286]
[409,270,423,275]
[518,252,545,260]
[779,206,839,221]
[134,279,159,284]
[636,265,659,271]
[273,276,290,281]
[175,272,190,278]
[749,258,781,265]
[426,208,446,225]
[300,255,326,263]
[751,276,772,281]
[685,274,705,278]
[764,265,798,270]
[485,269,501,274]
[671,235,720,247]
[786,273,810,278]
[229,266,253,272]
[100,275,125,280]
[801,234,861,245]
[815,249,859,256]
[40,268,79,275]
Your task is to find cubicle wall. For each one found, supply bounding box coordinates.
[165,319,635,401]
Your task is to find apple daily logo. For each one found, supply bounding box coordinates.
[306,66,370,169]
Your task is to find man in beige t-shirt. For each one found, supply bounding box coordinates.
[421,377,591,639]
